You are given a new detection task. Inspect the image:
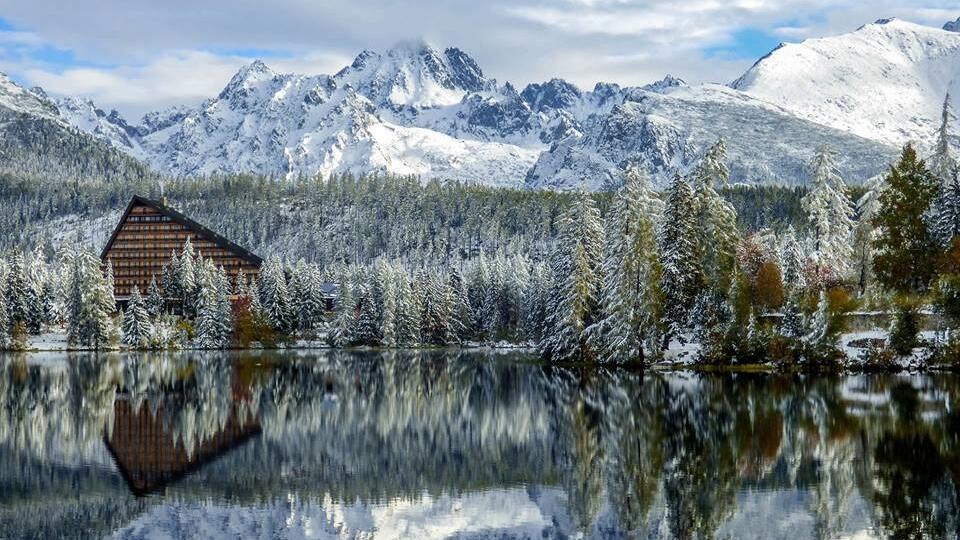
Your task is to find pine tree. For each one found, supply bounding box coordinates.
[660,173,702,345]
[801,145,855,277]
[67,250,115,349]
[692,140,738,291]
[852,176,884,296]
[539,188,605,362]
[178,239,197,318]
[0,282,9,349]
[780,291,804,340]
[122,286,152,348]
[523,262,552,344]
[804,290,836,355]
[930,95,960,246]
[194,265,224,348]
[873,144,941,294]
[146,275,164,316]
[301,265,327,332]
[354,278,380,345]
[447,267,472,343]
[258,256,293,334]
[395,268,420,346]
[928,93,956,185]
[379,263,398,347]
[328,277,355,347]
[6,250,28,332]
[589,164,663,364]
[160,250,181,313]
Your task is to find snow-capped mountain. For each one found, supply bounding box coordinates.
[527,83,895,189]
[732,18,960,148]
[35,19,960,189]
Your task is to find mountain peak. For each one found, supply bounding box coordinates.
[218,59,277,101]
[945,17,960,32]
[643,74,686,92]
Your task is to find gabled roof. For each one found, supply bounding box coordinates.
[100,195,264,267]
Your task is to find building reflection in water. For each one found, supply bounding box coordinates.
[1,351,960,539]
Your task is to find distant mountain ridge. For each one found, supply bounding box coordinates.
[6,16,960,189]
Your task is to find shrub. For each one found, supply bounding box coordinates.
[888,297,921,356]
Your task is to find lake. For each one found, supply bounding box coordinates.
[0,350,958,539]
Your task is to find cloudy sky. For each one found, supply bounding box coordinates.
[0,1,957,118]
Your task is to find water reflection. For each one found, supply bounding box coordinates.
[1,351,959,539]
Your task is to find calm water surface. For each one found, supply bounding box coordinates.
[1,350,958,539]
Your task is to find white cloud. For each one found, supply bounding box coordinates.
[22,51,252,117]
[0,0,956,118]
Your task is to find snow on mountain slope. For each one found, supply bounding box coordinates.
[0,72,60,119]
[46,23,946,189]
[732,18,960,148]
[55,96,147,159]
[526,84,896,190]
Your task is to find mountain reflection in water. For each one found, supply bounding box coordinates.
[1,350,959,539]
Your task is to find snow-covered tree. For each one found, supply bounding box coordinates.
[804,291,835,353]
[396,269,420,346]
[852,176,884,297]
[258,256,293,334]
[194,262,232,349]
[447,266,472,343]
[801,145,855,277]
[67,250,115,349]
[0,283,9,348]
[589,165,663,364]
[692,139,738,291]
[328,277,355,347]
[6,250,28,332]
[540,188,605,362]
[780,226,806,291]
[122,286,152,348]
[146,275,164,316]
[928,93,957,185]
[660,173,702,345]
[160,250,180,313]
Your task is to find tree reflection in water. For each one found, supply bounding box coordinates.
[0,351,959,539]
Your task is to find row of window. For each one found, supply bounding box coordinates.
[126,215,172,223]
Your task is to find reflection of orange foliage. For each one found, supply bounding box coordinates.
[232,356,272,401]
[756,412,784,462]
[827,414,857,443]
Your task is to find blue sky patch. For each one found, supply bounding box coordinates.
[704,28,784,60]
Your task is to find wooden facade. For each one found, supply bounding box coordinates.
[101,196,262,300]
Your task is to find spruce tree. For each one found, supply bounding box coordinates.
[872,144,941,294]
[801,145,855,277]
[395,268,421,346]
[660,173,702,345]
[258,256,293,334]
[0,282,9,349]
[122,286,152,348]
[928,93,956,185]
[146,275,164,316]
[589,165,663,364]
[539,188,605,362]
[328,278,355,347]
[692,140,738,291]
[6,250,28,332]
[852,176,883,296]
[160,250,180,313]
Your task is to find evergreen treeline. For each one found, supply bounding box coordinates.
[1,99,959,363]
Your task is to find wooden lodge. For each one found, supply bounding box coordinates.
[101,196,262,300]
